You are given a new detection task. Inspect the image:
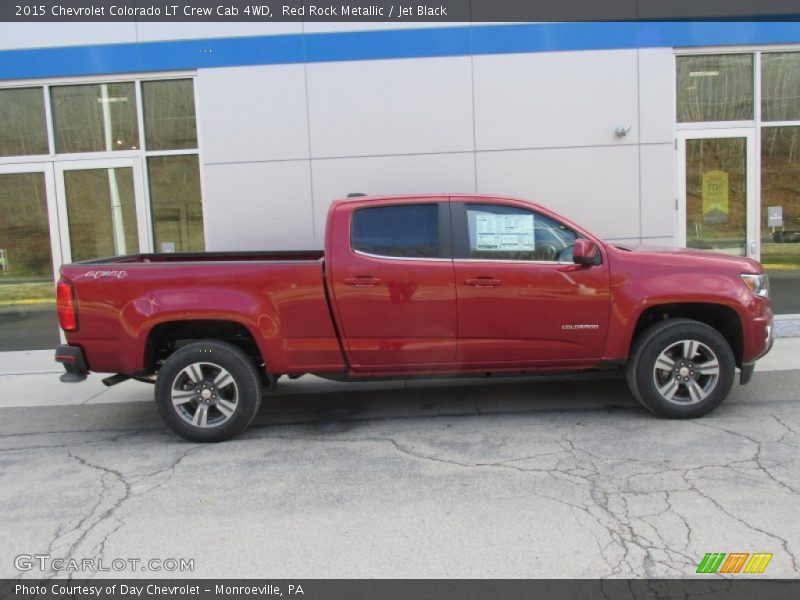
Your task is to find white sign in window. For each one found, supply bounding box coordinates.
[474,213,534,251]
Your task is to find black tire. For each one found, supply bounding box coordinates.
[626,318,735,418]
[155,340,262,442]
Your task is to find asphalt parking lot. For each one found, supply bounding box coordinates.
[1,341,799,580]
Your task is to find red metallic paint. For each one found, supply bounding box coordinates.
[61,258,344,375]
[326,196,457,369]
[602,244,771,364]
[59,194,772,379]
[450,196,611,366]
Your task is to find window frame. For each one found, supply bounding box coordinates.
[451,201,580,264]
[350,201,452,261]
[0,86,49,158]
[0,71,198,165]
[141,78,199,152]
[676,53,756,125]
[760,51,800,123]
[49,81,142,155]
[675,47,800,134]
[0,71,205,256]
[675,46,800,263]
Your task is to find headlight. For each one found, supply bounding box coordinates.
[741,273,769,298]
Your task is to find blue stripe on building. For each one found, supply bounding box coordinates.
[1,21,800,80]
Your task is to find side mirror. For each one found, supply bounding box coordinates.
[573,239,599,266]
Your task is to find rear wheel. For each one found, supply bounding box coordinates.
[627,319,735,418]
[155,340,262,442]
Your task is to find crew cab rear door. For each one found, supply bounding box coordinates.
[327,198,457,370]
[451,198,611,366]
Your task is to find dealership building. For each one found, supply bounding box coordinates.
[1,20,799,351]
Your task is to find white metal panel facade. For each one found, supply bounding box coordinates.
[196,45,675,249]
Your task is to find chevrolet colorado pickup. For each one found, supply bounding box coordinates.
[55,194,774,442]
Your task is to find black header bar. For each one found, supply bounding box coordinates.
[2,0,800,22]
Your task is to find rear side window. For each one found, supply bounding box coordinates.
[352,204,440,258]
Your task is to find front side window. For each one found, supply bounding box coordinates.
[352,204,440,258]
[466,204,576,262]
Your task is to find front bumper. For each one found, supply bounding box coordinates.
[740,321,774,385]
[55,345,88,382]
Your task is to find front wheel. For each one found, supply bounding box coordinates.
[155,340,262,442]
[626,319,735,418]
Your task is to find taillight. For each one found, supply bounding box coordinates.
[56,280,78,332]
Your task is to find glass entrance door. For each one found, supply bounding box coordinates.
[678,130,758,259]
[55,159,151,263]
[0,164,61,351]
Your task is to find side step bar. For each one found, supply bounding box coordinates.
[102,374,131,387]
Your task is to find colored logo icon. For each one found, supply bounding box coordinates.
[696,552,773,574]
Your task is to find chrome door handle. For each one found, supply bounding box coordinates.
[344,276,382,287]
[465,277,502,287]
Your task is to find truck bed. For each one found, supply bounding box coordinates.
[59,252,344,376]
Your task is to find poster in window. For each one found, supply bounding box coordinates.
[702,170,729,224]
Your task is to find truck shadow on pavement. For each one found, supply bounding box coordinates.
[5,370,795,443]
[249,373,641,435]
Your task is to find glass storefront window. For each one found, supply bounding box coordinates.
[50,83,139,153]
[0,172,53,280]
[761,126,800,268]
[147,155,205,253]
[142,79,198,151]
[677,54,754,122]
[762,52,800,122]
[0,171,59,351]
[761,126,800,314]
[1,76,204,353]
[0,88,49,157]
[64,167,140,261]
[685,137,748,255]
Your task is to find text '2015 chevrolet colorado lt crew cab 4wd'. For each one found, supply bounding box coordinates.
[55,194,774,442]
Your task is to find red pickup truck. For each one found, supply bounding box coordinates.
[55,194,773,442]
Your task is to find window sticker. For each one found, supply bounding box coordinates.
[474,213,534,251]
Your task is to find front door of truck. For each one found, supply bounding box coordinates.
[328,199,457,370]
[451,199,611,366]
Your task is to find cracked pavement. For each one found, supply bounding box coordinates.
[1,358,799,579]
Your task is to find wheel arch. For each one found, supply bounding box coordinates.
[629,303,744,367]
[142,319,268,376]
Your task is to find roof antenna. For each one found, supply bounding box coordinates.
[347,192,367,198]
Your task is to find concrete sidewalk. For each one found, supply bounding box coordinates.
[1,337,798,410]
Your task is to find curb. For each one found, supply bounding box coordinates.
[774,315,800,339]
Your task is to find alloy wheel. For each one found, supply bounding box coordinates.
[651,339,720,405]
[170,362,239,428]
